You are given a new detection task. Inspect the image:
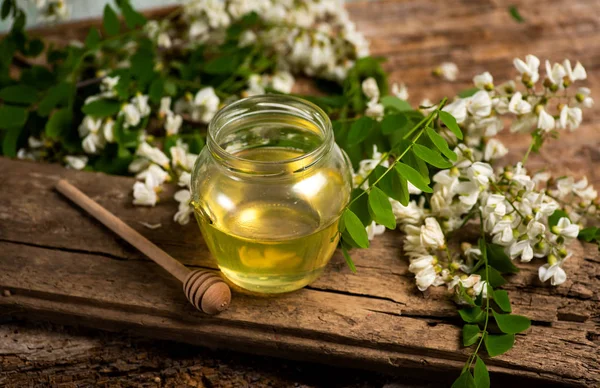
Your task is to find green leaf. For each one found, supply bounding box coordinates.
[24,38,44,57]
[148,78,164,104]
[45,108,73,140]
[2,125,21,157]
[412,143,452,168]
[85,27,101,49]
[476,266,506,288]
[369,165,409,205]
[578,226,599,242]
[102,4,121,36]
[451,370,476,388]
[492,311,531,334]
[549,210,569,229]
[130,45,155,85]
[38,82,72,117]
[439,110,463,140]
[474,356,490,388]
[1,0,12,20]
[426,126,457,161]
[486,243,519,274]
[403,148,429,183]
[381,113,408,135]
[342,208,369,249]
[484,333,515,357]
[462,324,480,346]
[368,187,396,229]
[82,99,121,118]
[509,5,525,23]
[349,189,372,227]
[0,105,28,129]
[103,4,120,36]
[204,55,239,75]
[395,162,432,193]
[493,290,511,313]
[380,96,412,112]
[117,0,146,29]
[347,116,376,146]
[0,84,38,105]
[459,307,486,324]
[341,245,357,273]
[457,87,480,98]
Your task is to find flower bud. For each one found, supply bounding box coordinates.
[450,167,460,176]
[575,93,585,103]
[461,242,472,252]
[548,254,558,266]
[434,264,443,274]
[484,83,494,91]
[557,103,565,112]
[535,104,544,115]
[185,92,193,101]
[558,247,568,258]
[521,74,534,88]
[535,241,546,250]
[450,262,461,271]
[562,76,571,88]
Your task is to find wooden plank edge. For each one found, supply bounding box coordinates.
[0,293,589,386]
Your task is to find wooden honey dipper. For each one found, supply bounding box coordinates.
[55,179,231,315]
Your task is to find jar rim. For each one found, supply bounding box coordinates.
[206,95,333,175]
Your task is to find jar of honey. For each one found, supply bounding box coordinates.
[191,95,352,293]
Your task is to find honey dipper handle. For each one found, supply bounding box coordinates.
[56,179,190,283]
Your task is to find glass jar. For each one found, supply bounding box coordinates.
[190,95,352,293]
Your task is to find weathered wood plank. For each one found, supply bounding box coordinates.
[0,158,598,386]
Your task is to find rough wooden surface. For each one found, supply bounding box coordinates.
[1,0,600,386]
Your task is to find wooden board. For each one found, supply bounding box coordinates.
[1,0,600,385]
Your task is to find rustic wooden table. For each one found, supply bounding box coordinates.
[1,0,599,386]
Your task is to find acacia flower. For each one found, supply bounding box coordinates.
[420,217,446,249]
[467,91,492,117]
[434,62,458,81]
[507,92,532,115]
[563,59,587,83]
[137,142,170,169]
[133,181,158,206]
[136,164,171,187]
[174,189,193,225]
[121,103,141,127]
[473,72,493,89]
[64,155,88,170]
[391,82,409,100]
[366,221,386,240]
[544,60,566,87]
[513,54,540,84]
[551,217,579,239]
[558,106,582,131]
[538,254,568,286]
[165,113,183,136]
[159,97,172,118]
[193,87,220,123]
[537,108,555,132]
[361,77,380,100]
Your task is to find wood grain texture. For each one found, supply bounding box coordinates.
[1,0,600,385]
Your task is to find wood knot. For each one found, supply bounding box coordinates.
[183,270,231,315]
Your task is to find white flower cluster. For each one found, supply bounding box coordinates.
[242,72,296,96]
[129,138,198,225]
[33,0,70,23]
[159,0,369,81]
[353,55,596,297]
[174,87,220,124]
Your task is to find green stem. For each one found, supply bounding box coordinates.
[521,136,536,165]
[466,209,491,370]
[346,98,447,209]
